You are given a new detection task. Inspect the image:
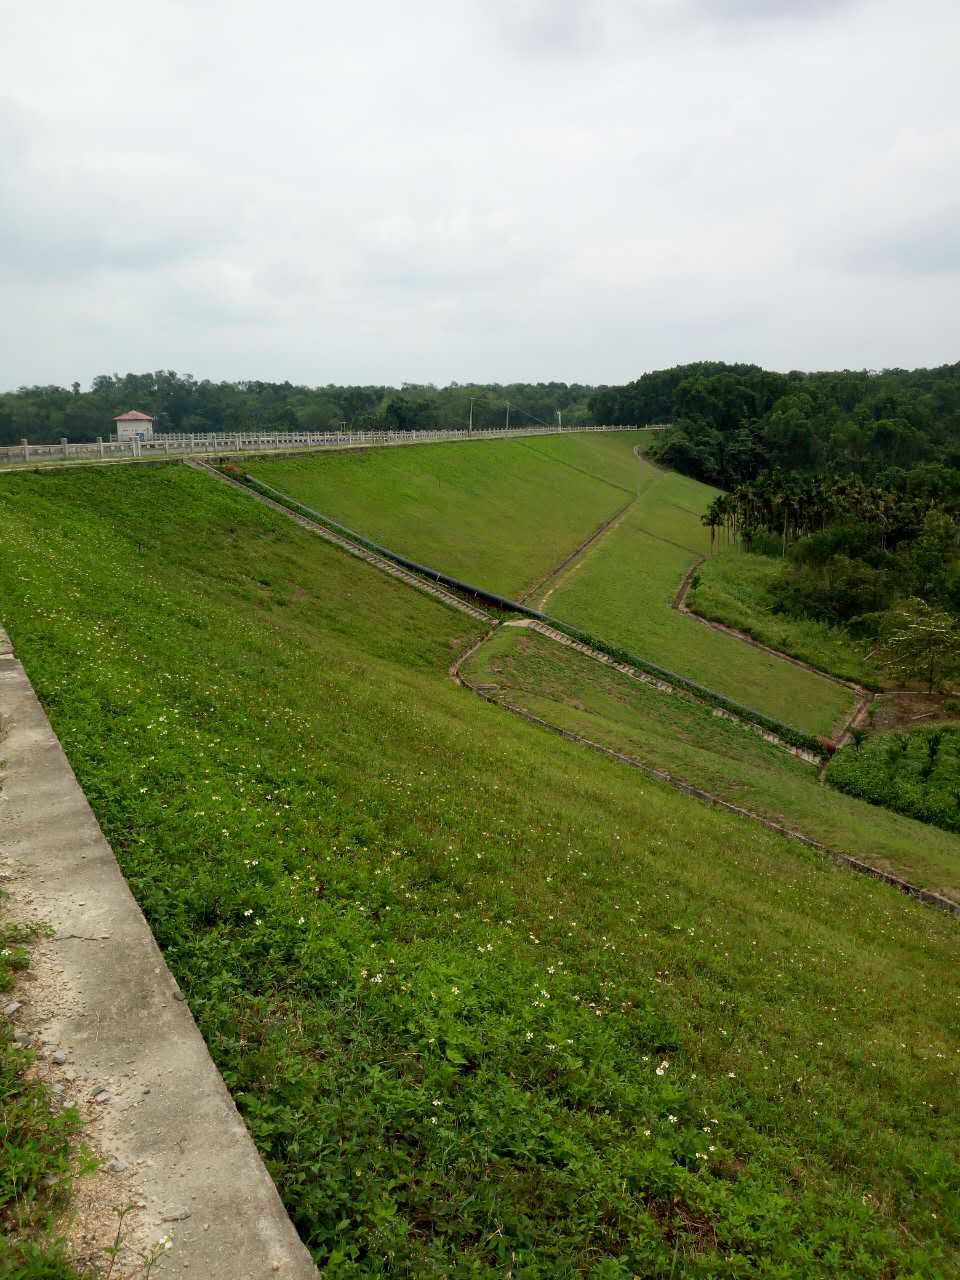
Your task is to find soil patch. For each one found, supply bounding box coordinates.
[869,691,960,734]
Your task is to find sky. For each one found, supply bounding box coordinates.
[1,0,958,389]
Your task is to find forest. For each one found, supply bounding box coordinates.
[0,374,595,444]
[593,359,960,490]
[598,361,960,682]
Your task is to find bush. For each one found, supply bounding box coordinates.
[826,724,960,834]
[769,557,892,628]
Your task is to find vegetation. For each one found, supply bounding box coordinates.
[463,625,960,900]
[0,463,958,1275]
[827,724,960,835]
[0,908,85,1280]
[687,553,881,686]
[592,360,960,489]
[875,598,960,692]
[693,463,960,692]
[594,363,960,692]
[0,372,597,445]
[537,456,856,737]
[247,432,642,598]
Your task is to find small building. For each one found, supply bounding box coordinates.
[114,410,156,442]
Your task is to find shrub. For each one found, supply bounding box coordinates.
[827,724,960,834]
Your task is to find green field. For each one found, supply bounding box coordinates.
[0,462,958,1276]
[247,432,644,598]
[463,625,960,900]
[688,552,883,687]
[828,724,960,835]
[540,458,857,738]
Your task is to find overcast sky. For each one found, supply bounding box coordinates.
[2,0,958,389]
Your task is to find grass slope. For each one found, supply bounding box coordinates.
[246,432,643,598]
[463,626,960,900]
[0,465,957,1277]
[541,459,856,738]
[689,552,882,687]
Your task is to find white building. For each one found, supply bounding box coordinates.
[114,410,156,442]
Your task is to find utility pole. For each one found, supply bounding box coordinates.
[469,397,474,434]
[505,401,510,430]
[556,408,563,429]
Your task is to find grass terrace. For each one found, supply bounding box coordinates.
[463,624,960,901]
[540,458,857,738]
[0,462,957,1276]
[688,551,883,687]
[246,431,645,598]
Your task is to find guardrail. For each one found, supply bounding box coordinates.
[0,423,668,466]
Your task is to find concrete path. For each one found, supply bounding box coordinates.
[0,626,317,1279]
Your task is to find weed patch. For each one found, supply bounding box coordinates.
[0,910,85,1279]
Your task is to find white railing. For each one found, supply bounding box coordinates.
[0,423,667,467]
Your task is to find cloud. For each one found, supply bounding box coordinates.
[0,0,958,387]
[0,102,228,284]
[490,0,600,54]
[825,206,960,275]
[489,0,859,51]
[682,0,858,22]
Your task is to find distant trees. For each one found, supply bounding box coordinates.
[590,359,960,685]
[702,469,960,652]
[0,373,598,445]
[700,472,957,556]
[590,360,960,490]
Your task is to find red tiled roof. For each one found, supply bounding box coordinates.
[113,410,155,421]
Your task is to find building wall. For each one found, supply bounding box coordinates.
[116,421,155,441]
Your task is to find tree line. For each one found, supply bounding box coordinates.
[591,359,960,491]
[0,373,597,445]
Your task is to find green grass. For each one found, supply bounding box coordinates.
[540,459,856,738]
[688,552,883,687]
[0,908,85,1279]
[828,724,960,835]
[463,625,960,900]
[0,464,958,1276]
[246,432,644,598]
